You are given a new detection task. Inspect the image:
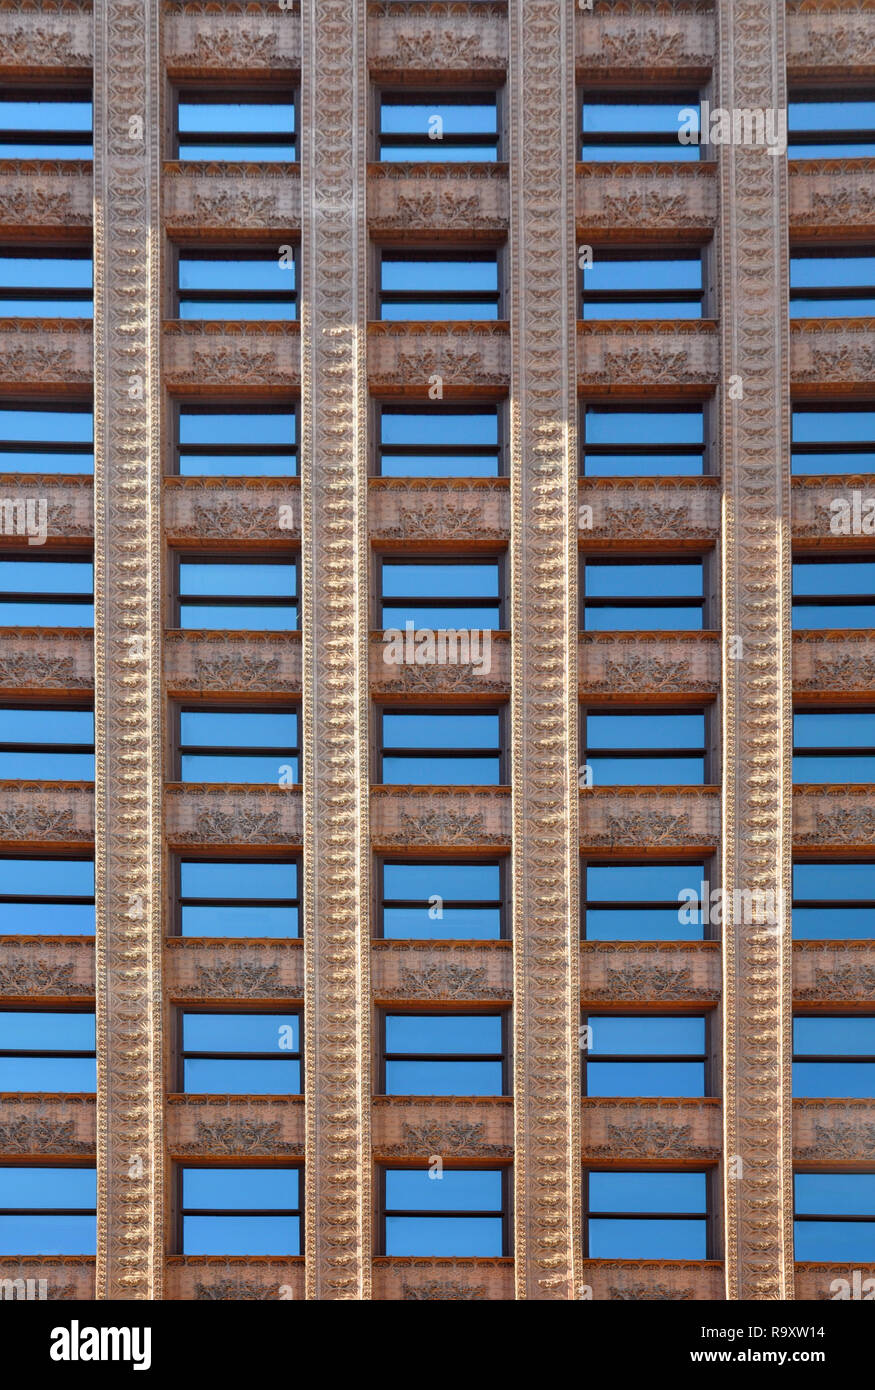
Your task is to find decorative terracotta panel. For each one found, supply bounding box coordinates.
[794,1099,875,1162]
[786,0,875,79]
[165,631,301,698]
[163,162,301,236]
[579,477,720,547]
[165,785,303,850]
[578,1260,725,1302]
[581,942,721,1005]
[166,1095,304,1158]
[164,1257,305,1302]
[0,320,92,390]
[793,473,875,546]
[368,1,507,81]
[0,781,93,850]
[794,630,875,700]
[164,477,300,546]
[580,787,720,855]
[165,938,304,1003]
[162,322,301,395]
[372,1097,513,1159]
[0,1093,96,1158]
[0,160,92,234]
[0,628,94,697]
[793,942,875,1007]
[371,786,512,850]
[0,1,92,77]
[0,936,94,1002]
[372,940,512,1003]
[794,786,875,851]
[368,162,508,239]
[579,321,719,395]
[0,474,92,545]
[794,1263,875,1301]
[575,2,715,80]
[581,1098,722,1164]
[579,632,720,700]
[791,319,875,394]
[370,630,510,699]
[163,1,301,77]
[790,159,875,240]
[0,1257,95,1301]
[577,162,717,240]
[368,321,510,398]
[369,478,509,547]
[372,1257,514,1301]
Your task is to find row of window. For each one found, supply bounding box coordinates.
[4,247,873,320]
[2,1008,871,1100]
[1,704,874,785]
[2,90,873,162]
[0,855,870,941]
[10,553,875,632]
[1,1165,871,1261]
[2,401,870,477]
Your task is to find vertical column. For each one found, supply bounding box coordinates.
[300,0,372,1299]
[92,0,165,1298]
[717,0,794,1300]
[508,0,581,1299]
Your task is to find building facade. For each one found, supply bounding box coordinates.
[0,0,873,1301]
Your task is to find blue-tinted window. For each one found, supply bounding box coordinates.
[586,1170,709,1259]
[790,253,875,319]
[378,406,501,478]
[582,862,706,941]
[178,708,298,784]
[582,1015,707,1097]
[0,253,92,317]
[0,96,92,158]
[791,406,875,475]
[0,558,93,626]
[380,709,502,785]
[789,100,875,159]
[383,1014,505,1096]
[178,559,297,631]
[795,1173,875,1262]
[179,858,299,938]
[793,1016,875,1098]
[0,1010,95,1092]
[0,405,93,475]
[380,859,504,940]
[0,1166,96,1256]
[581,404,705,477]
[177,406,297,477]
[0,706,93,779]
[177,95,296,160]
[581,95,701,161]
[177,252,296,321]
[380,559,502,629]
[583,560,704,631]
[583,711,706,786]
[181,1167,301,1255]
[793,560,875,629]
[379,94,498,162]
[582,253,703,321]
[383,1167,506,1256]
[793,710,875,783]
[0,856,94,936]
[793,861,875,940]
[380,254,499,321]
[181,1012,301,1095]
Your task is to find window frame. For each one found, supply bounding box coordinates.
[793,705,875,782]
[788,90,875,156]
[793,1171,875,1259]
[377,1163,511,1257]
[790,246,875,316]
[374,401,507,478]
[792,1013,875,1095]
[173,703,301,785]
[0,86,93,155]
[172,853,302,939]
[0,247,92,314]
[376,247,504,321]
[580,705,712,786]
[791,554,875,628]
[375,704,508,786]
[173,553,299,631]
[375,88,503,161]
[579,401,711,477]
[0,552,94,627]
[375,554,506,631]
[0,1006,96,1092]
[376,854,510,941]
[579,1011,711,1098]
[582,1167,715,1260]
[580,248,708,320]
[0,1164,97,1251]
[176,1007,303,1095]
[379,1008,509,1096]
[792,859,875,941]
[791,402,875,473]
[175,1163,304,1256]
[579,857,715,942]
[0,853,95,937]
[171,84,298,162]
[0,701,94,778]
[580,556,707,631]
[578,88,703,160]
[173,246,298,321]
[172,400,299,477]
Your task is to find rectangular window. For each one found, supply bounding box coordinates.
[377,405,501,478]
[789,98,875,158]
[378,92,499,162]
[0,557,93,626]
[793,861,875,940]
[0,1167,96,1256]
[793,1016,875,1098]
[379,858,505,940]
[176,93,296,160]
[0,705,93,779]
[581,93,700,161]
[0,404,93,475]
[793,710,875,783]
[379,558,502,630]
[0,252,92,317]
[584,1170,709,1259]
[177,558,298,631]
[0,856,94,936]
[581,404,706,477]
[176,405,297,477]
[794,1173,875,1261]
[790,251,875,318]
[382,1013,506,1096]
[379,709,503,785]
[582,710,706,786]
[0,1010,95,1092]
[581,861,706,941]
[381,1167,507,1256]
[581,1015,707,1097]
[178,708,299,784]
[379,252,500,321]
[583,559,704,631]
[581,252,704,321]
[181,1012,301,1095]
[0,94,92,158]
[180,1167,301,1256]
[793,559,875,629]
[791,405,875,475]
[177,251,296,321]
[177,857,300,938]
